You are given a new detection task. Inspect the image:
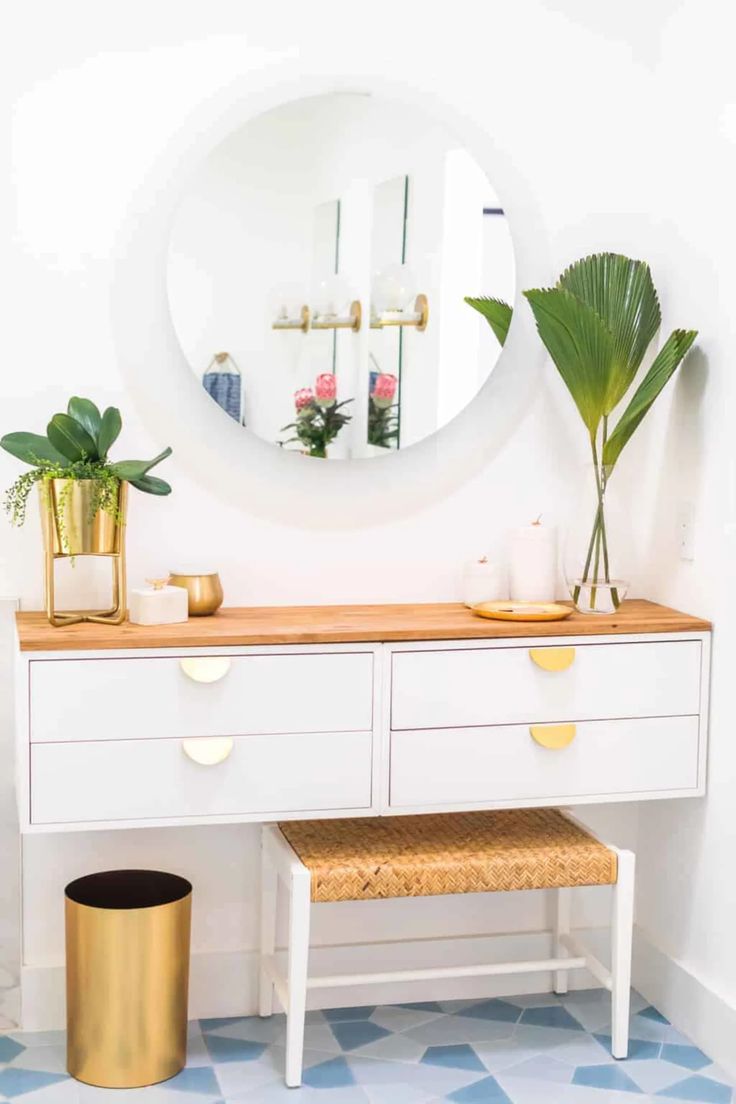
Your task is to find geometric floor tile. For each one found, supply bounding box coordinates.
[593,1035,662,1061]
[625,1014,677,1044]
[10,1083,81,1104]
[302,1055,357,1088]
[661,1043,712,1072]
[9,1043,69,1074]
[502,993,563,1010]
[203,1033,268,1063]
[353,1031,427,1063]
[405,1016,517,1047]
[657,1074,734,1101]
[556,996,614,1034]
[0,989,731,1103]
[620,1059,696,1095]
[572,1062,645,1092]
[0,1067,69,1098]
[446,1075,514,1102]
[322,1007,378,1023]
[470,1034,546,1074]
[345,1055,484,1097]
[200,1015,251,1032]
[164,1064,222,1094]
[329,1020,393,1051]
[201,1016,284,1044]
[460,1000,523,1024]
[541,1033,614,1067]
[370,1006,444,1034]
[0,1036,24,1063]
[640,1006,671,1025]
[420,1043,488,1072]
[519,1006,584,1031]
[502,1054,573,1083]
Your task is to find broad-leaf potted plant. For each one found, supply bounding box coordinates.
[1,396,172,624]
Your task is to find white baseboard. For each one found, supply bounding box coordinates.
[20,928,604,1032]
[633,927,736,1081]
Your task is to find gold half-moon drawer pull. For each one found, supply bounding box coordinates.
[530,724,576,749]
[179,657,231,683]
[182,736,234,765]
[529,647,576,672]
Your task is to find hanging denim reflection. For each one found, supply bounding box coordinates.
[203,353,243,423]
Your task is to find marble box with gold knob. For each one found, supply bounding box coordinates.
[128,578,189,625]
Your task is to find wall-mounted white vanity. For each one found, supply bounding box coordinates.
[15,600,711,834]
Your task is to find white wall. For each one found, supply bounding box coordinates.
[5,0,736,1068]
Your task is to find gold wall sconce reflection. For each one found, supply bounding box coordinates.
[370,294,429,332]
[272,305,311,333]
[311,300,362,333]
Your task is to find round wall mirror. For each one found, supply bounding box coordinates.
[167,91,515,460]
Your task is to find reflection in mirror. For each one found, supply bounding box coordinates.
[167,93,515,459]
[202,352,243,424]
[367,176,407,450]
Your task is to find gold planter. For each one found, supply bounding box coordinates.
[39,479,127,626]
[65,869,192,1089]
[168,572,223,616]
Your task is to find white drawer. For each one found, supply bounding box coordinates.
[391,641,701,730]
[31,730,372,824]
[30,651,373,743]
[389,716,700,808]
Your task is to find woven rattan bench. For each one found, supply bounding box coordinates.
[259,808,635,1087]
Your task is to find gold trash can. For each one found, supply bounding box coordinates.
[65,869,192,1088]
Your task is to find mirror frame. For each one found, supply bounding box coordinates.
[112,65,549,529]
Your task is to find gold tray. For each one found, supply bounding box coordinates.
[472,601,574,623]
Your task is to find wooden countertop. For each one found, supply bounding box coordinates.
[15,599,711,652]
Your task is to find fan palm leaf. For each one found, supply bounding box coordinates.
[523,286,613,440]
[464,296,513,346]
[559,253,661,413]
[603,328,698,469]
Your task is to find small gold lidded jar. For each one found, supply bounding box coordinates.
[168,570,223,616]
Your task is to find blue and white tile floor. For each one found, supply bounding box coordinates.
[0,990,732,1103]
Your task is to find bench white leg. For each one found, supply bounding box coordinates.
[259,831,278,1018]
[611,849,636,1059]
[285,864,312,1088]
[554,886,571,995]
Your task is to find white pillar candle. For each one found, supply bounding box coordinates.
[461,556,507,607]
[509,520,558,602]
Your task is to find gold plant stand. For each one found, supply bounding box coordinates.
[40,479,128,627]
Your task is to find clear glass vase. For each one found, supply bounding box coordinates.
[564,464,631,614]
